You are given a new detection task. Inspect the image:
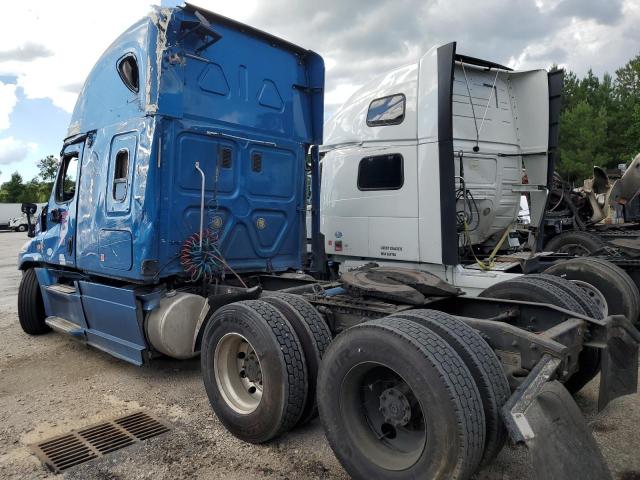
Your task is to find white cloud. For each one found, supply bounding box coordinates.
[0,1,158,112]
[324,82,361,107]
[509,4,638,76]
[0,1,257,113]
[0,0,637,118]
[0,137,38,165]
[0,42,52,62]
[0,81,17,130]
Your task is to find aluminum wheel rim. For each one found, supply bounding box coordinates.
[214,333,263,414]
[572,280,608,318]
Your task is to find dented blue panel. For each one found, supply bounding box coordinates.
[73,117,156,277]
[67,18,151,137]
[99,230,133,270]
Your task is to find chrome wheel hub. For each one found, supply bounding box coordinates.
[214,333,263,414]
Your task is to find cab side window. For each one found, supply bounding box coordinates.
[366,94,406,127]
[107,133,137,214]
[358,154,404,191]
[112,149,129,202]
[55,154,79,203]
[117,54,139,93]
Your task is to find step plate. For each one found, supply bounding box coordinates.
[44,316,84,337]
[30,411,171,473]
[46,284,77,295]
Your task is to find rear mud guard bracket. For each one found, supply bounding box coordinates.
[502,354,612,480]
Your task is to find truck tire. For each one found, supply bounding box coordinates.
[544,231,605,256]
[262,292,332,427]
[18,268,50,335]
[200,300,308,443]
[317,316,485,480]
[511,273,604,319]
[544,257,640,323]
[479,276,586,315]
[17,224,27,232]
[479,277,598,393]
[391,309,509,466]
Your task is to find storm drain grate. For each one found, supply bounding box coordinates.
[31,411,170,473]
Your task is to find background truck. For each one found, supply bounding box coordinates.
[319,50,640,322]
[16,4,640,479]
[8,215,28,232]
[0,203,25,230]
[541,156,640,259]
[9,204,45,232]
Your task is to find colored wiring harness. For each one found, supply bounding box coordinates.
[180,230,221,282]
[179,229,248,287]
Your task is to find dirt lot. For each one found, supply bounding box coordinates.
[0,231,639,479]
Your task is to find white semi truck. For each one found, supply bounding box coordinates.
[321,46,552,289]
[319,45,640,318]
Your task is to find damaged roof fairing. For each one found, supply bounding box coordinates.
[147,7,173,116]
[66,3,324,144]
[181,3,312,58]
[67,7,172,138]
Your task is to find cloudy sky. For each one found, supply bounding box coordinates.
[0,0,638,183]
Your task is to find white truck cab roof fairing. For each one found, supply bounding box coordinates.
[321,42,552,268]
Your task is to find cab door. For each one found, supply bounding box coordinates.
[41,142,83,267]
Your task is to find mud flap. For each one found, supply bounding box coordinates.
[597,315,640,411]
[503,355,612,480]
[523,381,611,480]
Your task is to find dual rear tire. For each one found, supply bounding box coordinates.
[317,310,509,480]
[544,257,640,323]
[477,265,640,393]
[200,295,331,443]
[202,300,508,479]
[480,273,601,393]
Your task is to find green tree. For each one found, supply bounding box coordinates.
[558,101,608,183]
[18,179,45,203]
[613,54,640,161]
[561,70,580,111]
[36,154,59,202]
[0,172,25,202]
[37,154,58,182]
[557,52,640,181]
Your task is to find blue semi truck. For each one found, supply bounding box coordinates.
[16,4,640,479]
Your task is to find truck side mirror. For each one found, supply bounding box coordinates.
[21,203,37,215]
[40,205,48,233]
[21,203,37,238]
[50,208,62,224]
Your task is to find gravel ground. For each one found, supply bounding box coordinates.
[0,230,638,479]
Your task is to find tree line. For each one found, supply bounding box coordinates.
[0,155,58,203]
[558,54,640,183]
[0,53,638,202]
